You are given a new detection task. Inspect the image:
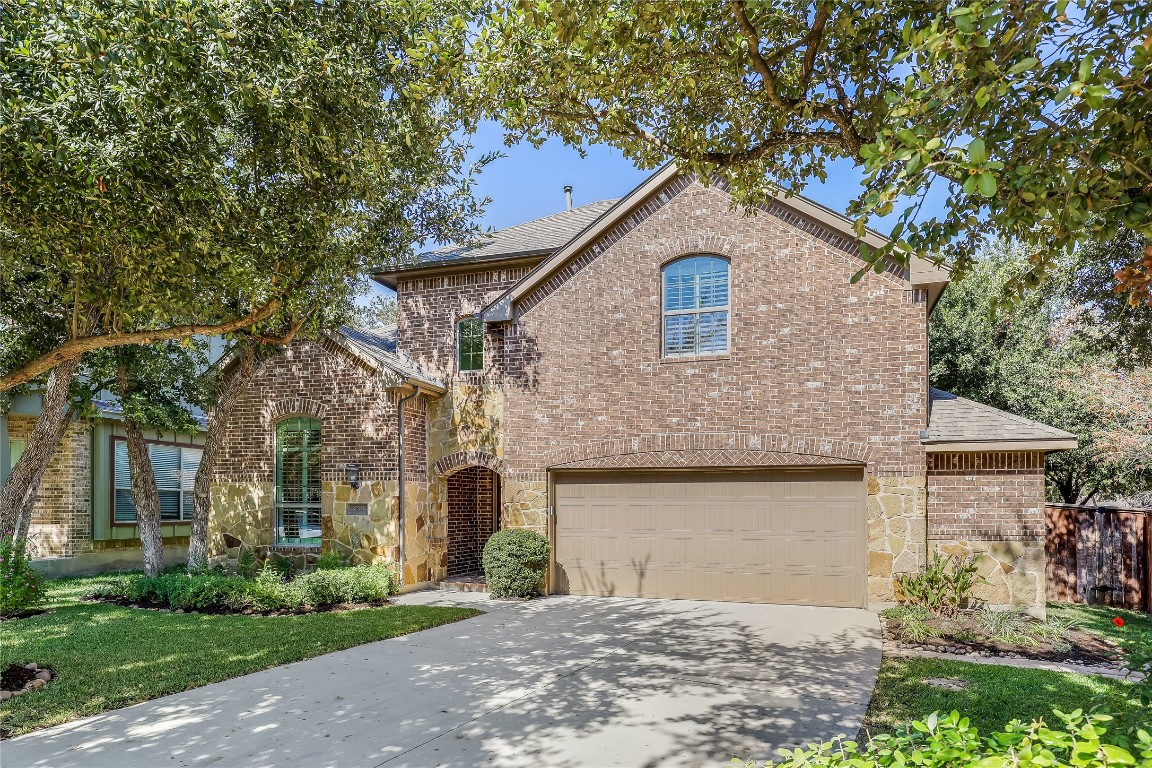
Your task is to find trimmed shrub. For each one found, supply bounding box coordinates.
[482,528,550,598]
[294,563,395,605]
[751,709,1152,768]
[312,551,348,571]
[0,534,46,617]
[84,563,395,612]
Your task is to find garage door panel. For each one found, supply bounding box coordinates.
[554,468,866,608]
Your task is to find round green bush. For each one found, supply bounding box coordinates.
[482,528,550,598]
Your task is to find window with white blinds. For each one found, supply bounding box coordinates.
[113,440,202,524]
[662,255,730,357]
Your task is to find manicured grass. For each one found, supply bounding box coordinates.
[0,575,479,738]
[1047,602,1152,658]
[863,656,1144,739]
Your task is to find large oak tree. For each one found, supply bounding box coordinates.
[0,0,485,539]
[473,1,1152,297]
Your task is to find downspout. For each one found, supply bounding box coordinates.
[396,384,421,587]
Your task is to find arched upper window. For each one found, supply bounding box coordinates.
[662,255,730,357]
[275,417,322,546]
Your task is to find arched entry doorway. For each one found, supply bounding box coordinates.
[446,466,500,578]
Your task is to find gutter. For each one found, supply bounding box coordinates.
[395,384,421,587]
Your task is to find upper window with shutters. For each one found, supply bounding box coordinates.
[661,255,730,358]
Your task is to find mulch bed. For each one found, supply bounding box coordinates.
[881,611,1124,667]
[91,597,392,617]
[1,663,54,701]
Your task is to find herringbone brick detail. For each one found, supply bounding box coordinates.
[545,432,872,469]
[553,449,858,470]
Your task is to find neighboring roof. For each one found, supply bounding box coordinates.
[374,200,619,286]
[923,388,1077,451]
[482,163,951,323]
[331,325,445,393]
[91,397,208,430]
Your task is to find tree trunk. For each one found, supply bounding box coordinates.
[124,416,165,577]
[0,357,81,540]
[187,346,258,571]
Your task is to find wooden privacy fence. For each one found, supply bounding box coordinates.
[1046,503,1151,612]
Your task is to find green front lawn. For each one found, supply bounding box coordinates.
[864,657,1143,738]
[0,575,479,738]
[865,601,1150,740]
[1048,602,1152,659]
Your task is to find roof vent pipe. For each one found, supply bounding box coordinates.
[563,185,573,211]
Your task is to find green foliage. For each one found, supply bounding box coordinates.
[312,551,349,571]
[0,533,46,616]
[235,550,258,579]
[881,605,940,643]
[85,563,397,613]
[750,709,1152,768]
[293,565,395,606]
[930,240,1152,504]
[472,2,1152,295]
[977,607,1037,646]
[482,528,550,598]
[0,0,486,391]
[897,554,982,616]
[266,555,297,582]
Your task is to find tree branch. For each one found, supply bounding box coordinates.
[729,0,791,108]
[0,299,282,393]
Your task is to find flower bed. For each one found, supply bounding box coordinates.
[881,604,1125,669]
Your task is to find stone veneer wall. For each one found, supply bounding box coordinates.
[866,475,928,603]
[9,416,92,558]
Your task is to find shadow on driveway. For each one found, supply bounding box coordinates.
[4,594,881,768]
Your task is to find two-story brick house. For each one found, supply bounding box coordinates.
[207,164,1076,613]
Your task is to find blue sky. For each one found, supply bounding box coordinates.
[367,119,951,300]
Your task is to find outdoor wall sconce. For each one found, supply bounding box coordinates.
[345,463,360,490]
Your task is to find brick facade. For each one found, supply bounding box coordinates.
[208,339,437,580]
[9,416,92,558]
[215,340,428,484]
[926,451,1047,541]
[197,172,1054,608]
[499,180,928,477]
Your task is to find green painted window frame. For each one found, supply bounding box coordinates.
[275,417,322,547]
[457,317,484,372]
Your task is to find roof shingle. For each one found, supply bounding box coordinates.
[335,325,443,391]
[401,199,618,270]
[924,388,1076,446]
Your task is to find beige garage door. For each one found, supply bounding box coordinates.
[553,467,865,607]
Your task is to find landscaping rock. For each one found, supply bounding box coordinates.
[34,670,51,682]
[0,691,12,701]
[23,663,37,671]
[27,679,46,690]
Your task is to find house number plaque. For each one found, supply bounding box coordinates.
[346,503,368,516]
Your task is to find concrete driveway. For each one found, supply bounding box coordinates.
[4,593,881,768]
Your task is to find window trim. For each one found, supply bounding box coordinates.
[274,416,323,547]
[108,436,202,528]
[660,254,732,359]
[456,316,485,373]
